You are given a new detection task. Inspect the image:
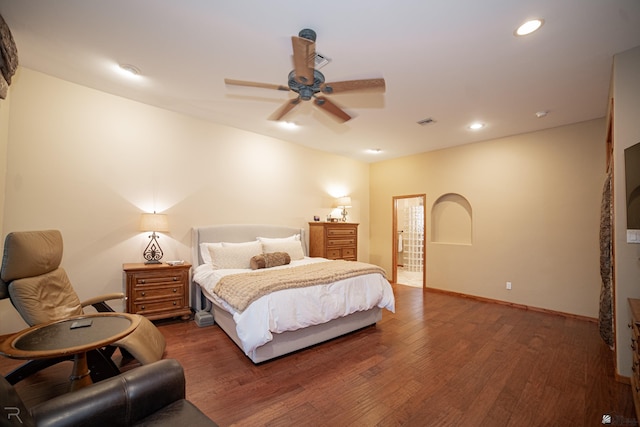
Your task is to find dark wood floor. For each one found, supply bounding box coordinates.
[1,284,635,426]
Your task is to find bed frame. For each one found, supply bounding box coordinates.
[191,224,382,363]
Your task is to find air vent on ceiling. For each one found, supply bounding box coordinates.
[417,117,436,126]
[314,52,331,69]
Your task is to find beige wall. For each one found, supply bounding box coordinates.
[613,45,640,378]
[370,119,606,318]
[0,68,370,334]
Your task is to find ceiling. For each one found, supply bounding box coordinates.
[1,1,640,163]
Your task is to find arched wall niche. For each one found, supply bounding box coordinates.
[431,193,472,244]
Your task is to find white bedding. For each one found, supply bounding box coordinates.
[193,257,395,356]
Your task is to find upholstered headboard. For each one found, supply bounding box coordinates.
[191,224,307,266]
[190,224,307,312]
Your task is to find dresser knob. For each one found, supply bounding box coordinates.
[141,305,145,310]
[140,279,146,284]
[172,277,178,281]
[173,301,177,306]
[172,288,177,293]
[141,291,146,296]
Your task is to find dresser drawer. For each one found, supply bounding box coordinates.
[327,227,357,237]
[327,237,356,247]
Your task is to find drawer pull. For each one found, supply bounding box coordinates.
[141,305,145,310]
[173,301,177,306]
[140,279,146,284]
[173,277,178,281]
[173,288,177,293]
[141,291,146,296]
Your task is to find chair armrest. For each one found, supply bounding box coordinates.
[80,292,124,312]
[31,359,186,427]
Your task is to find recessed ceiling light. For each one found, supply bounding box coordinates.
[116,63,142,78]
[468,122,485,130]
[535,110,548,118]
[514,19,544,36]
[367,148,383,154]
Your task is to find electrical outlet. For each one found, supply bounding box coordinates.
[506,281,512,290]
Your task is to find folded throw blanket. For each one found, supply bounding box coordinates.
[214,260,387,312]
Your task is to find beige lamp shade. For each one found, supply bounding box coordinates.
[139,213,169,232]
[336,196,352,208]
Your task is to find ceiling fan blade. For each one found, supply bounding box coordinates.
[321,78,386,94]
[224,78,290,92]
[313,96,351,122]
[291,36,315,85]
[269,98,302,121]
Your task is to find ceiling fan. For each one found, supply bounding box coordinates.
[224,29,386,123]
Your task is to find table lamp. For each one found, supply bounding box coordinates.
[140,212,169,264]
[336,197,352,222]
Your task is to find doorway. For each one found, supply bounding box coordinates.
[392,194,426,288]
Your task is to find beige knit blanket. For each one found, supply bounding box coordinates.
[214,260,387,312]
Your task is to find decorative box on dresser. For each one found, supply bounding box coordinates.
[629,298,640,420]
[308,222,358,261]
[123,263,192,321]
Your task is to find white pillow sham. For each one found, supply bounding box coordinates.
[200,242,223,265]
[208,241,263,269]
[261,240,305,260]
[257,234,300,243]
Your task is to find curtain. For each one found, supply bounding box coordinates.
[599,171,614,348]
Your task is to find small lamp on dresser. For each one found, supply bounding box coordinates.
[139,212,169,264]
[335,196,352,222]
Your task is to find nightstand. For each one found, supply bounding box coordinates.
[308,222,358,261]
[123,263,192,321]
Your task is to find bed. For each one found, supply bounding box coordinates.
[191,224,395,363]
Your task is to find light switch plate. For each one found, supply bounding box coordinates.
[627,229,640,244]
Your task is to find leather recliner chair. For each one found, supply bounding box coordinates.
[0,230,166,384]
[0,358,218,427]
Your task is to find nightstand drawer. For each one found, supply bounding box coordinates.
[134,271,186,286]
[133,298,184,316]
[133,284,183,300]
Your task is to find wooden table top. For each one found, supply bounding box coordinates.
[0,312,140,360]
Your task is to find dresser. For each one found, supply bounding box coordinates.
[308,222,358,261]
[123,263,192,321]
[629,298,640,421]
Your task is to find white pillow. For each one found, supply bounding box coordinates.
[257,234,300,243]
[200,242,223,265]
[208,241,263,269]
[261,240,305,260]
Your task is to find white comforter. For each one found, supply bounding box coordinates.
[193,257,395,355]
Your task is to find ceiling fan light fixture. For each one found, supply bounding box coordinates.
[279,121,298,130]
[514,19,544,36]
